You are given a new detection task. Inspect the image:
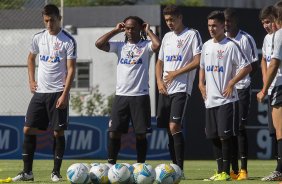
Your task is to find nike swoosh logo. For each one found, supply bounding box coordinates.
[172,116,181,120]
[58,124,64,127]
[241,117,247,121]
[224,130,231,134]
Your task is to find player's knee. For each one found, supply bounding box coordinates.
[54,130,64,137]
[23,126,37,135]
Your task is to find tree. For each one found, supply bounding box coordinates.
[70,85,114,116]
[160,0,203,6]
[0,0,25,9]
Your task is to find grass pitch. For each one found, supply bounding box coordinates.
[0,159,278,183]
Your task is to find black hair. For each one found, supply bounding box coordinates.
[123,16,147,42]
[259,5,275,21]
[224,8,238,22]
[207,10,225,23]
[163,5,182,16]
[42,4,60,17]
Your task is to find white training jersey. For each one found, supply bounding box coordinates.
[262,33,277,95]
[271,28,282,87]
[30,29,77,93]
[200,37,250,108]
[227,30,258,89]
[109,40,153,96]
[158,28,202,95]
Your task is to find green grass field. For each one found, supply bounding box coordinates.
[0,159,279,184]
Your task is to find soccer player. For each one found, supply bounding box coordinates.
[13,4,76,182]
[199,11,252,181]
[224,8,259,180]
[260,5,282,181]
[95,16,160,164]
[257,1,282,181]
[156,5,202,177]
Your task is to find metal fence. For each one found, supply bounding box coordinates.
[0,0,60,115]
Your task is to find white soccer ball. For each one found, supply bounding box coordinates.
[121,163,135,184]
[133,163,155,184]
[169,163,182,184]
[104,163,113,169]
[108,163,131,184]
[89,163,109,184]
[66,163,90,184]
[90,162,101,168]
[155,164,175,184]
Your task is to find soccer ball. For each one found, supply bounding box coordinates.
[108,163,131,184]
[133,163,155,184]
[121,163,135,184]
[89,163,109,184]
[169,164,182,184]
[104,163,113,169]
[132,163,142,169]
[90,162,101,168]
[155,164,175,184]
[66,163,90,184]
[82,163,91,172]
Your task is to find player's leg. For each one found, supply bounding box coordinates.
[13,93,49,181]
[216,102,238,181]
[156,94,175,163]
[108,95,130,164]
[204,107,222,181]
[169,93,188,171]
[130,95,151,163]
[47,92,69,182]
[237,87,251,180]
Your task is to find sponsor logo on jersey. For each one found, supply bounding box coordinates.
[217,50,225,59]
[165,55,182,62]
[119,58,143,64]
[39,55,61,63]
[206,65,224,72]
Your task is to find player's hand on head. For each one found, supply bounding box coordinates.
[29,81,37,93]
[143,23,150,33]
[115,22,125,32]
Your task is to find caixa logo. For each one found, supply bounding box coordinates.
[36,122,102,158]
[0,123,20,156]
[119,125,170,159]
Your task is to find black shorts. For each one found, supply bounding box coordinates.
[267,96,275,136]
[156,92,189,128]
[109,95,151,134]
[269,85,282,107]
[205,102,238,139]
[25,92,69,131]
[237,87,251,130]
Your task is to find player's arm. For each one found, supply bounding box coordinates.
[257,58,280,102]
[143,23,160,52]
[56,59,76,109]
[95,22,125,52]
[261,56,268,85]
[156,59,168,95]
[198,67,206,100]
[27,52,37,93]
[164,54,201,85]
[223,64,252,97]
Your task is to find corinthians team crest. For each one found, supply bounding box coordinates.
[217,50,224,59]
[53,42,62,51]
[177,39,184,48]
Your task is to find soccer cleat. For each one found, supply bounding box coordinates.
[230,170,238,180]
[51,171,62,182]
[213,172,231,181]
[12,171,34,181]
[203,172,220,181]
[261,171,282,181]
[237,169,248,180]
